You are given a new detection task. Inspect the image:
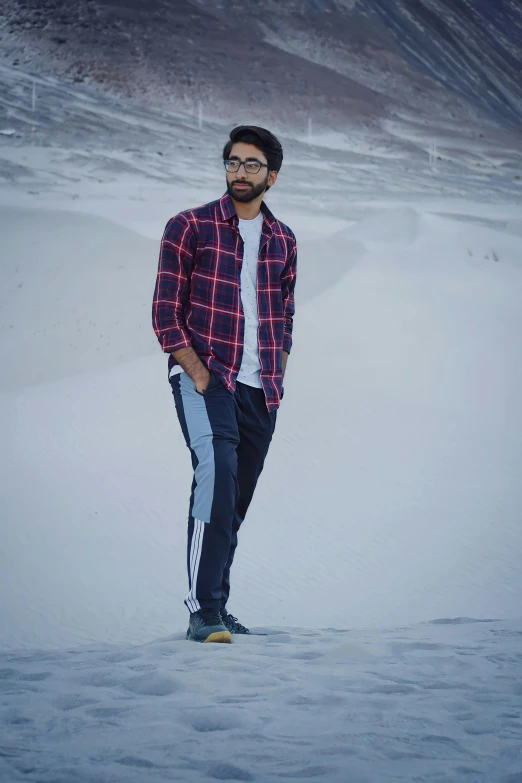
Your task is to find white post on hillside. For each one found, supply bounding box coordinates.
[198,101,203,130]
[429,138,437,166]
[32,80,36,113]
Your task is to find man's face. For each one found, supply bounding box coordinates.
[225,142,278,203]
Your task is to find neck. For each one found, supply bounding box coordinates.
[231,194,264,220]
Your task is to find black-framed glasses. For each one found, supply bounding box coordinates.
[224,158,268,174]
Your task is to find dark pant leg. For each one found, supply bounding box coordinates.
[170,370,240,612]
[220,382,277,612]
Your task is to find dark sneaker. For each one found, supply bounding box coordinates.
[186,609,232,643]
[221,610,250,635]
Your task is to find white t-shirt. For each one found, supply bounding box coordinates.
[169,211,263,386]
[236,212,263,388]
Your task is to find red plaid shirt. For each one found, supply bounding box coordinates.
[152,193,297,411]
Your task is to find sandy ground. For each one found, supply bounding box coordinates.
[1,60,522,782]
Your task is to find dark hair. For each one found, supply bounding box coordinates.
[223,125,283,172]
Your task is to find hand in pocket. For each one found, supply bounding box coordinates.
[195,369,212,395]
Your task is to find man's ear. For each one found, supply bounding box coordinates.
[268,170,278,187]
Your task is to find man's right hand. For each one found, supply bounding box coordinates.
[171,346,211,394]
[195,369,211,395]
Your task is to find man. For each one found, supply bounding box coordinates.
[152,125,297,643]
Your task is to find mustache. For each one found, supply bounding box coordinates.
[232,181,252,186]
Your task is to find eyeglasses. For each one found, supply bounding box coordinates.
[224,158,268,174]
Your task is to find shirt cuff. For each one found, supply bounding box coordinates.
[283,334,292,355]
[161,330,191,353]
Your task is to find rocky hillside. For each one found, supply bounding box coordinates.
[0,0,521,132]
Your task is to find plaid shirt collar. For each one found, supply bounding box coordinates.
[218,192,277,234]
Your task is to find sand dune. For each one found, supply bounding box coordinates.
[1,619,521,782]
[2,204,521,653]
[0,206,159,392]
[1,48,522,777]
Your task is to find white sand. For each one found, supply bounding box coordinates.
[1,91,522,780]
[1,620,522,783]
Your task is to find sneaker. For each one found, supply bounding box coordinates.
[186,609,232,643]
[221,610,250,635]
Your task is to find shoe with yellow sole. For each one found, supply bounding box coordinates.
[186,609,232,643]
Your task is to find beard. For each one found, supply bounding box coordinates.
[227,172,270,203]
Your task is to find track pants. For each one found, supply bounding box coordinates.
[169,369,277,613]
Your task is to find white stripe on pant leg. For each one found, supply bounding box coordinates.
[190,519,204,612]
[186,518,205,613]
[188,518,202,608]
[186,524,197,614]
[189,519,204,612]
[186,519,202,613]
